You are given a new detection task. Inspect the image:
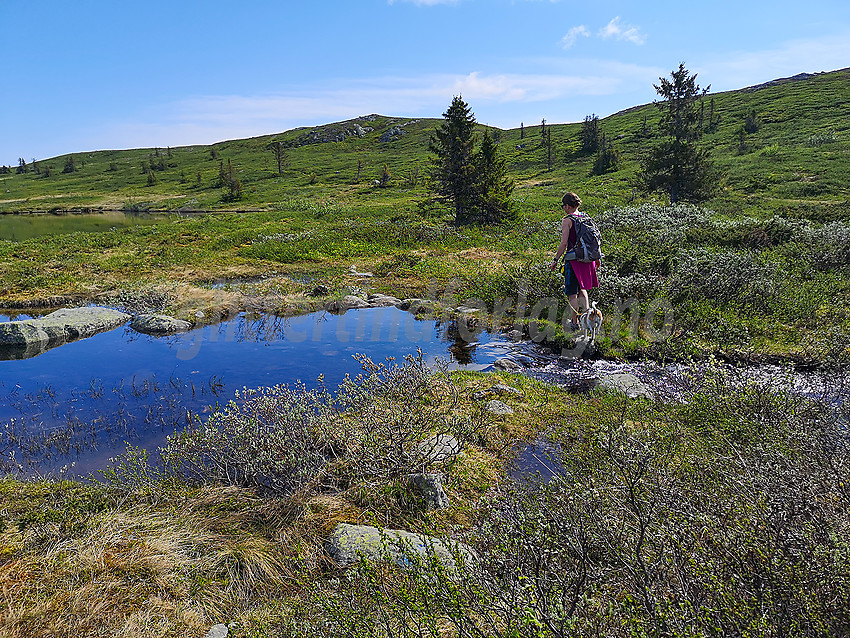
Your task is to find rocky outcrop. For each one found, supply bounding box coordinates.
[129,313,192,335]
[596,372,655,400]
[0,307,130,360]
[380,126,406,143]
[327,523,472,570]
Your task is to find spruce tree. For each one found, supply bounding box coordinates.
[474,130,514,224]
[429,96,478,225]
[638,63,718,203]
[580,115,600,153]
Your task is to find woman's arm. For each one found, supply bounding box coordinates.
[550,217,573,271]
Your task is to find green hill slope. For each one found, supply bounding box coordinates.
[2,68,848,218]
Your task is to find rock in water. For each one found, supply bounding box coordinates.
[0,307,130,360]
[130,313,192,335]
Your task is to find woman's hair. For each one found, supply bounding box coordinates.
[562,192,582,208]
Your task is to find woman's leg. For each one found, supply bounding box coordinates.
[576,288,589,315]
[568,293,579,322]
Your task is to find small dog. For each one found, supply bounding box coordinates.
[579,301,603,342]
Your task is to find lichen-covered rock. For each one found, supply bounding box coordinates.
[130,313,192,335]
[325,295,371,313]
[203,625,229,638]
[0,307,130,359]
[407,473,450,510]
[494,357,523,372]
[327,523,471,570]
[367,293,402,307]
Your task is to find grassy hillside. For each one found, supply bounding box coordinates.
[0,69,848,362]
[1,68,848,218]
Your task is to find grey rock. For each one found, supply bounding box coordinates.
[502,329,523,342]
[597,373,655,400]
[348,265,373,278]
[130,313,192,335]
[326,295,371,313]
[407,473,450,510]
[487,400,514,416]
[471,389,489,401]
[455,305,481,314]
[400,298,437,315]
[494,357,523,371]
[327,523,471,570]
[367,293,402,307]
[380,126,406,143]
[0,307,130,360]
[417,434,461,464]
[203,625,229,638]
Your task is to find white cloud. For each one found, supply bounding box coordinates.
[598,17,646,45]
[561,25,590,50]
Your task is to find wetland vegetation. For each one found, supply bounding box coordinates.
[0,68,848,637]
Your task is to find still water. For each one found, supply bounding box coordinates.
[0,211,174,242]
[0,307,518,476]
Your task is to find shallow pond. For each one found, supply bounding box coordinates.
[0,210,176,242]
[3,304,846,480]
[0,307,525,476]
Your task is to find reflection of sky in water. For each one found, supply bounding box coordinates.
[4,305,845,477]
[0,307,512,475]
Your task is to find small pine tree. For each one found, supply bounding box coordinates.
[592,133,622,175]
[379,164,391,188]
[580,115,600,153]
[62,155,77,174]
[16,158,27,174]
[146,169,158,186]
[473,130,514,224]
[744,109,760,134]
[638,63,719,203]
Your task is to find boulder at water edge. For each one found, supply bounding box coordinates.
[327,523,472,570]
[130,313,192,335]
[0,307,130,360]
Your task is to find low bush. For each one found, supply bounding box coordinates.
[303,365,850,637]
[105,353,487,497]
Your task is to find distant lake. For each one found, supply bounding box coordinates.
[0,210,176,241]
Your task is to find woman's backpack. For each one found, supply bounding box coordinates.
[567,213,602,262]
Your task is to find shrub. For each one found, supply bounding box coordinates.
[124,353,485,496]
[306,366,850,637]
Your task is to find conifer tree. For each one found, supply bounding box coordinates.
[429,96,478,225]
[580,115,600,153]
[638,63,718,203]
[475,130,514,224]
[429,96,514,225]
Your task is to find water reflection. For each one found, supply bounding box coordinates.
[0,307,507,476]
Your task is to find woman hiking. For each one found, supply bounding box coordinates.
[549,192,600,330]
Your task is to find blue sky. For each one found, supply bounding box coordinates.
[2,0,849,165]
